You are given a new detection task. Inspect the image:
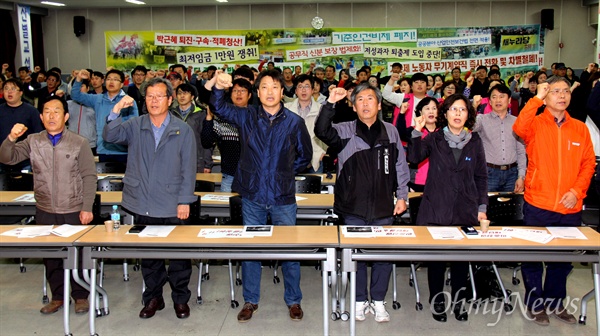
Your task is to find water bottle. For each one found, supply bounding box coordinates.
[111,205,121,231]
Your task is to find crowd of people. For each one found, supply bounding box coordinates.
[0,58,598,327]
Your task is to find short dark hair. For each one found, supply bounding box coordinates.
[294,74,313,87]
[172,64,186,73]
[255,69,284,88]
[360,65,372,72]
[325,65,336,72]
[43,96,69,114]
[437,94,477,131]
[488,69,501,78]
[233,67,254,82]
[440,80,457,95]
[80,79,90,88]
[106,69,125,83]
[356,69,368,77]
[415,96,439,118]
[92,71,105,79]
[143,77,173,98]
[391,62,402,69]
[267,61,275,67]
[313,77,323,89]
[3,78,24,91]
[48,67,62,74]
[131,65,148,76]
[489,84,511,96]
[207,65,217,71]
[18,66,29,73]
[476,65,488,72]
[490,64,500,71]
[46,71,61,83]
[176,82,197,98]
[451,67,461,73]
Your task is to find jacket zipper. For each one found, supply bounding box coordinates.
[52,144,56,212]
[554,125,562,211]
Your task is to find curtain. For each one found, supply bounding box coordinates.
[31,14,45,71]
[0,9,17,74]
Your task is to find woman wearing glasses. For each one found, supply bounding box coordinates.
[408,93,488,323]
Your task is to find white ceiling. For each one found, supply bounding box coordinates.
[5,0,530,10]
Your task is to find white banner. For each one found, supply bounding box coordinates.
[155,33,245,48]
[176,46,259,64]
[332,30,417,44]
[286,45,363,61]
[416,34,492,48]
[17,4,34,70]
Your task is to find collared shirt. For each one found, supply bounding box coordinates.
[179,105,192,120]
[554,116,566,127]
[297,100,312,119]
[473,111,527,177]
[151,113,171,150]
[47,132,63,146]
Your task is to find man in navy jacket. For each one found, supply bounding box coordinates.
[208,69,312,323]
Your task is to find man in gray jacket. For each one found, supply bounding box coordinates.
[0,96,97,315]
[103,77,197,320]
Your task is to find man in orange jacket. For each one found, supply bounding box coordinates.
[513,76,596,326]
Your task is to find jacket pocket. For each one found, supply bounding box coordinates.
[238,167,258,194]
[122,176,140,200]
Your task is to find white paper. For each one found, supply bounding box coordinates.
[19,226,54,238]
[342,226,384,238]
[200,194,231,202]
[12,193,36,202]
[295,196,307,201]
[198,228,252,238]
[138,226,176,238]
[243,226,273,237]
[502,228,554,244]
[51,225,88,238]
[380,228,416,237]
[427,227,464,240]
[0,228,24,237]
[546,227,588,240]
[464,230,511,239]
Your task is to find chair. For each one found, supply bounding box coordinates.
[97,178,124,191]
[95,162,126,174]
[295,175,322,194]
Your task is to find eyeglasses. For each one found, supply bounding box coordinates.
[105,78,122,82]
[232,89,248,94]
[548,89,571,95]
[448,106,467,114]
[146,94,168,101]
[176,91,191,96]
[3,87,19,92]
[296,85,312,90]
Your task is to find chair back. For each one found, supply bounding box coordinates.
[228,196,244,226]
[91,193,102,224]
[486,193,524,226]
[0,173,34,191]
[95,162,126,174]
[195,180,216,192]
[295,175,321,194]
[97,178,124,191]
[408,196,423,225]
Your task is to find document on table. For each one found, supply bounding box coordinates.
[502,228,554,244]
[200,194,231,202]
[138,226,176,237]
[379,228,416,237]
[295,196,307,201]
[198,228,251,238]
[342,226,384,238]
[427,227,464,240]
[546,227,588,240]
[1,226,53,238]
[243,226,273,237]
[464,230,511,239]
[12,193,36,202]
[51,225,88,237]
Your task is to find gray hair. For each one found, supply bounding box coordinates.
[545,75,571,88]
[143,77,173,98]
[350,82,382,105]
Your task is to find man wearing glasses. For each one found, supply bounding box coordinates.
[514,76,596,326]
[72,69,139,163]
[285,74,328,173]
[103,77,197,320]
[0,78,43,172]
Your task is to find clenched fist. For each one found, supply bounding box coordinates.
[9,123,28,142]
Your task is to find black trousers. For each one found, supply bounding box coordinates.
[136,214,192,305]
[427,261,469,305]
[36,208,89,301]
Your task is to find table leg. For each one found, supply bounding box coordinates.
[63,269,71,336]
[340,249,357,336]
[593,262,599,336]
[322,262,329,336]
[89,259,98,336]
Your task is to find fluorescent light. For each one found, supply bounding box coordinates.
[125,0,146,4]
[41,1,66,6]
[216,0,228,2]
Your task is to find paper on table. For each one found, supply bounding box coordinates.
[502,228,554,244]
[6,226,53,238]
[12,193,36,202]
[427,227,464,240]
[464,230,511,239]
[200,194,231,202]
[295,196,307,201]
[546,227,588,240]
[138,226,176,237]
[198,228,252,238]
[51,225,88,237]
[380,228,416,237]
[0,228,24,237]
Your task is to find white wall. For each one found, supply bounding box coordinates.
[13,0,598,72]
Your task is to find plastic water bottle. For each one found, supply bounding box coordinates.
[111,205,121,231]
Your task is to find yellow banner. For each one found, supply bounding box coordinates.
[176,46,259,64]
[500,35,538,52]
[364,45,442,60]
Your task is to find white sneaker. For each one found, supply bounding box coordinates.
[372,301,390,322]
[355,300,371,321]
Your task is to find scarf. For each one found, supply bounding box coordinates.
[443,126,472,149]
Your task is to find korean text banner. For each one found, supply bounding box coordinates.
[177,46,259,64]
